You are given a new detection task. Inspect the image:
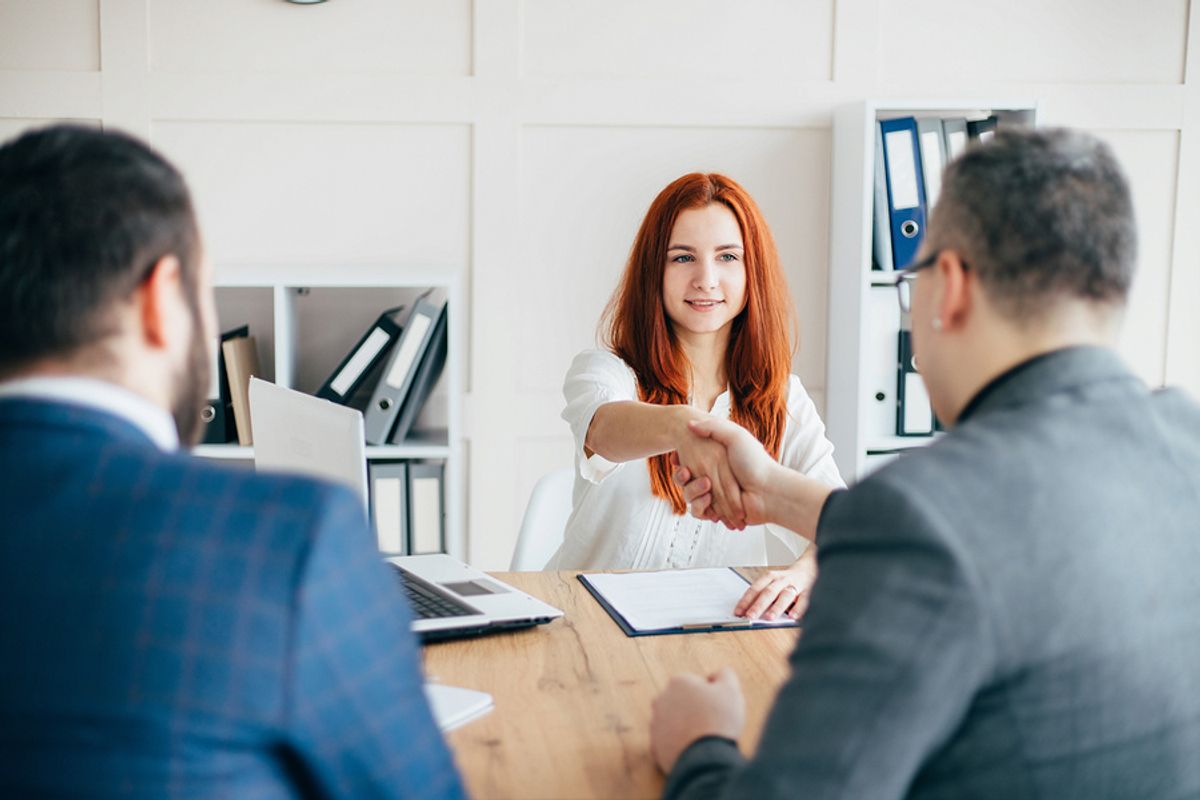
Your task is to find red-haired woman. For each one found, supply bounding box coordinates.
[547,173,844,620]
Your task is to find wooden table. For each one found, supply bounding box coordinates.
[422,570,800,800]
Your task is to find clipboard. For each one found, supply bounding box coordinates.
[577,569,802,638]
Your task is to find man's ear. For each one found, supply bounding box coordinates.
[934,250,971,331]
[138,254,184,350]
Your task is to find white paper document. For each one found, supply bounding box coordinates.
[581,568,800,634]
[424,683,494,732]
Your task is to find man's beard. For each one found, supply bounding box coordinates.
[171,309,211,448]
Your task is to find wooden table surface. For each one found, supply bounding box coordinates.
[422,570,800,800]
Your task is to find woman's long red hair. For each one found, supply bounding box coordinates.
[602,173,796,514]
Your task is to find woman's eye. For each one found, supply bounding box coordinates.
[671,254,693,263]
[719,252,740,262]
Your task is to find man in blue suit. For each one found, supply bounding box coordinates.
[0,125,464,798]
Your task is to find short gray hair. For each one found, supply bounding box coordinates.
[930,127,1137,320]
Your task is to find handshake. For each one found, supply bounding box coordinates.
[671,416,835,538]
[670,417,783,530]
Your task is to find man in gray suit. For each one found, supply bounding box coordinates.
[654,127,1200,799]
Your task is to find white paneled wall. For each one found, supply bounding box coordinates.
[147,0,473,76]
[1,0,1196,569]
[0,1,99,71]
[154,121,471,266]
[878,0,1188,85]
[520,0,833,81]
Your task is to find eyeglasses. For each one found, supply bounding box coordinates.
[894,251,968,314]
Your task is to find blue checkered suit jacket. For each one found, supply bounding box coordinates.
[0,398,464,799]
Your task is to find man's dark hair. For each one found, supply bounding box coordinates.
[0,124,201,375]
[931,127,1137,320]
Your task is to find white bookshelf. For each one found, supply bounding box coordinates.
[195,265,465,560]
[826,99,1038,480]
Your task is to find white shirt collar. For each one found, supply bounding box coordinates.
[0,376,180,452]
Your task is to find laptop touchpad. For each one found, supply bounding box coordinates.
[442,579,509,597]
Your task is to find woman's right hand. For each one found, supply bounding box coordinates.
[672,417,780,528]
[672,409,747,527]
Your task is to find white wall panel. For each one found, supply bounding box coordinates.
[148,0,471,76]
[0,0,99,71]
[1092,129,1180,387]
[522,0,832,81]
[880,0,1187,85]
[151,121,470,267]
[517,124,831,396]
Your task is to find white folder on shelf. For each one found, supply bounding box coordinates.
[408,461,446,554]
[916,117,948,210]
[369,461,409,555]
[942,117,969,161]
[865,285,901,442]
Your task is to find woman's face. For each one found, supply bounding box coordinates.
[661,203,748,341]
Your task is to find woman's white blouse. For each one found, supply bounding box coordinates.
[547,349,846,570]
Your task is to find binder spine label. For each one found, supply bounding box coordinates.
[330,326,391,397]
[948,130,967,155]
[902,373,934,434]
[884,130,920,210]
[410,473,443,554]
[919,129,945,206]
[385,313,432,389]
[374,476,405,553]
[207,337,221,397]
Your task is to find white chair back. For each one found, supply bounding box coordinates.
[510,467,575,570]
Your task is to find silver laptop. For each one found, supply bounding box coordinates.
[248,378,563,642]
[249,377,369,508]
[385,553,562,641]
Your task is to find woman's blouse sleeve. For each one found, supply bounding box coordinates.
[561,349,639,484]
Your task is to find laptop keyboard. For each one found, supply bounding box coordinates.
[394,566,478,619]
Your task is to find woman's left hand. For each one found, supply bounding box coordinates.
[733,547,817,621]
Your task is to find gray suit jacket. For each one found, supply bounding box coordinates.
[665,347,1200,799]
